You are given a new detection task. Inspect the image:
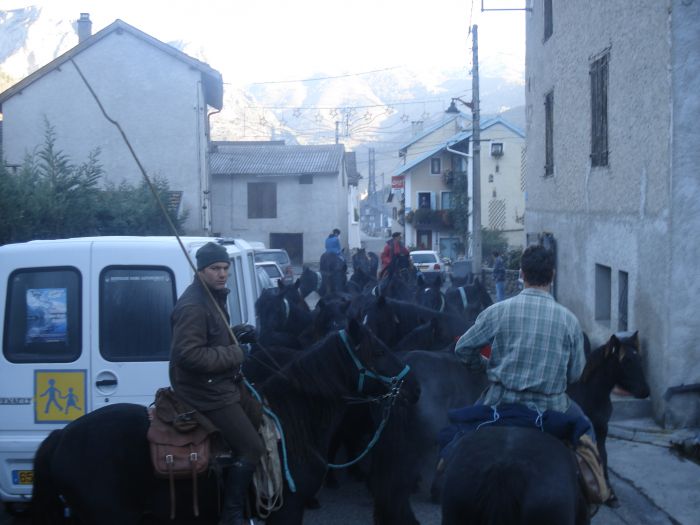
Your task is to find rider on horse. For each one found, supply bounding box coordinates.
[453,244,608,504]
[325,228,344,261]
[169,242,263,525]
[379,231,409,278]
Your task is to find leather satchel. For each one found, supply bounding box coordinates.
[147,389,214,519]
[575,434,611,504]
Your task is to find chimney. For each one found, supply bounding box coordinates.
[77,13,92,43]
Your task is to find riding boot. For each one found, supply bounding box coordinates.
[220,459,257,525]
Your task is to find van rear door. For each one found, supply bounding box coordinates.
[0,243,92,501]
[88,243,179,408]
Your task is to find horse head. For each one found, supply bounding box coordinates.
[579,331,649,399]
[342,318,420,405]
[606,331,650,398]
[298,266,322,298]
[359,294,402,347]
[445,277,493,326]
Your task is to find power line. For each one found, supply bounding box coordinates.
[235,66,403,85]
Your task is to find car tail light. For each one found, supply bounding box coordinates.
[434,263,440,270]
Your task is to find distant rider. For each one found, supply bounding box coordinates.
[379,231,409,277]
[325,228,344,261]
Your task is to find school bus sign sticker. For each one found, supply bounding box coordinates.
[34,370,86,423]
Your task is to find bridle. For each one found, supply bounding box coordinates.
[338,329,410,394]
[326,329,412,470]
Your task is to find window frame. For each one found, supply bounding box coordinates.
[590,51,610,167]
[544,0,553,41]
[430,158,441,175]
[3,266,82,364]
[247,181,277,219]
[99,265,176,362]
[544,90,554,177]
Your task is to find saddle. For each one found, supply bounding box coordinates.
[437,403,610,506]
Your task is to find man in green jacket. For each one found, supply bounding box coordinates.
[169,242,263,525]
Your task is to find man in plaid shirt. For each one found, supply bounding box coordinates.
[455,244,589,426]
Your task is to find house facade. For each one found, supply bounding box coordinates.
[209,142,351,265]
[525,0,700,426]
[393,113,525,260]
[0,15,223,235]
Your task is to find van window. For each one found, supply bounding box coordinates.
[99,267,175,362]
[226,260,244,327]
[3,267,81,363]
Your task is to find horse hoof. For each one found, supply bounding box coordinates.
[305,497,322,510]
[605,494,621,508]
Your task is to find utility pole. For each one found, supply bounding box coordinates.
[335,121,340,144]
[471,24,482,274]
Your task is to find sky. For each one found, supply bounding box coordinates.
[3,0,526,87]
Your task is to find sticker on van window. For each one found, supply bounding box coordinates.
[34,370,86,423]
[26,288,68,344]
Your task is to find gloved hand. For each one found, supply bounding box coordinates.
[233,324,257,344]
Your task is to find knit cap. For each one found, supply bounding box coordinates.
[196,242,229,270]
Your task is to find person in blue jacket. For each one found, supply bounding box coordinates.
[325,228,344,261]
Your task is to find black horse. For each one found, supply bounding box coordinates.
[351,247,378,279]
[31,319,420,525]
[444,277,494,326]
[440,426,590,525]
[297,266,323,299]
[255,280,312,349]
[319,252,347,296]
[568,330,650,506]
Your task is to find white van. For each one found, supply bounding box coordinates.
[0,236,260,507]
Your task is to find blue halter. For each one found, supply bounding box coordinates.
[338,329,410,393]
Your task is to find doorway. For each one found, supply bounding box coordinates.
[269,233,303,265]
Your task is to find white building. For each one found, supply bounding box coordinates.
[0,15,223,235]
[209,141,355,265]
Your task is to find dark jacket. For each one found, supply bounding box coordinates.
[169,278,245,411]
[493,255,506,282]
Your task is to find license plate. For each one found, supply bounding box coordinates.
[12,470,33,485]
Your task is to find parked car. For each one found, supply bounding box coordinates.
[254,249,294,283]
[255,261,285,288]
[410,250,446,284]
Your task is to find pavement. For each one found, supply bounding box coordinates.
[599,397,700,525]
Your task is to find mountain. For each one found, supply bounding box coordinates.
[0,6,525,185]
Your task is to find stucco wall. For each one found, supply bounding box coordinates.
[210,172,348,265]
[526,0,700,426]
[667,0,700,426]
[2,31,211,234]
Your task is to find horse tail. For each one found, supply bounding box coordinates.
[474,461,527,525]
[31,429,65,524]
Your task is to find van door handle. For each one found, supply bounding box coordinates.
[96,379,117,387]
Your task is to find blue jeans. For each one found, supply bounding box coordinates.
[495,281,506,302]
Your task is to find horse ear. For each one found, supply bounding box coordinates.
[277,280,284,290]
[606,334,619,357]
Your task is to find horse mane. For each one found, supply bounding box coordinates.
[260,331,351,463]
